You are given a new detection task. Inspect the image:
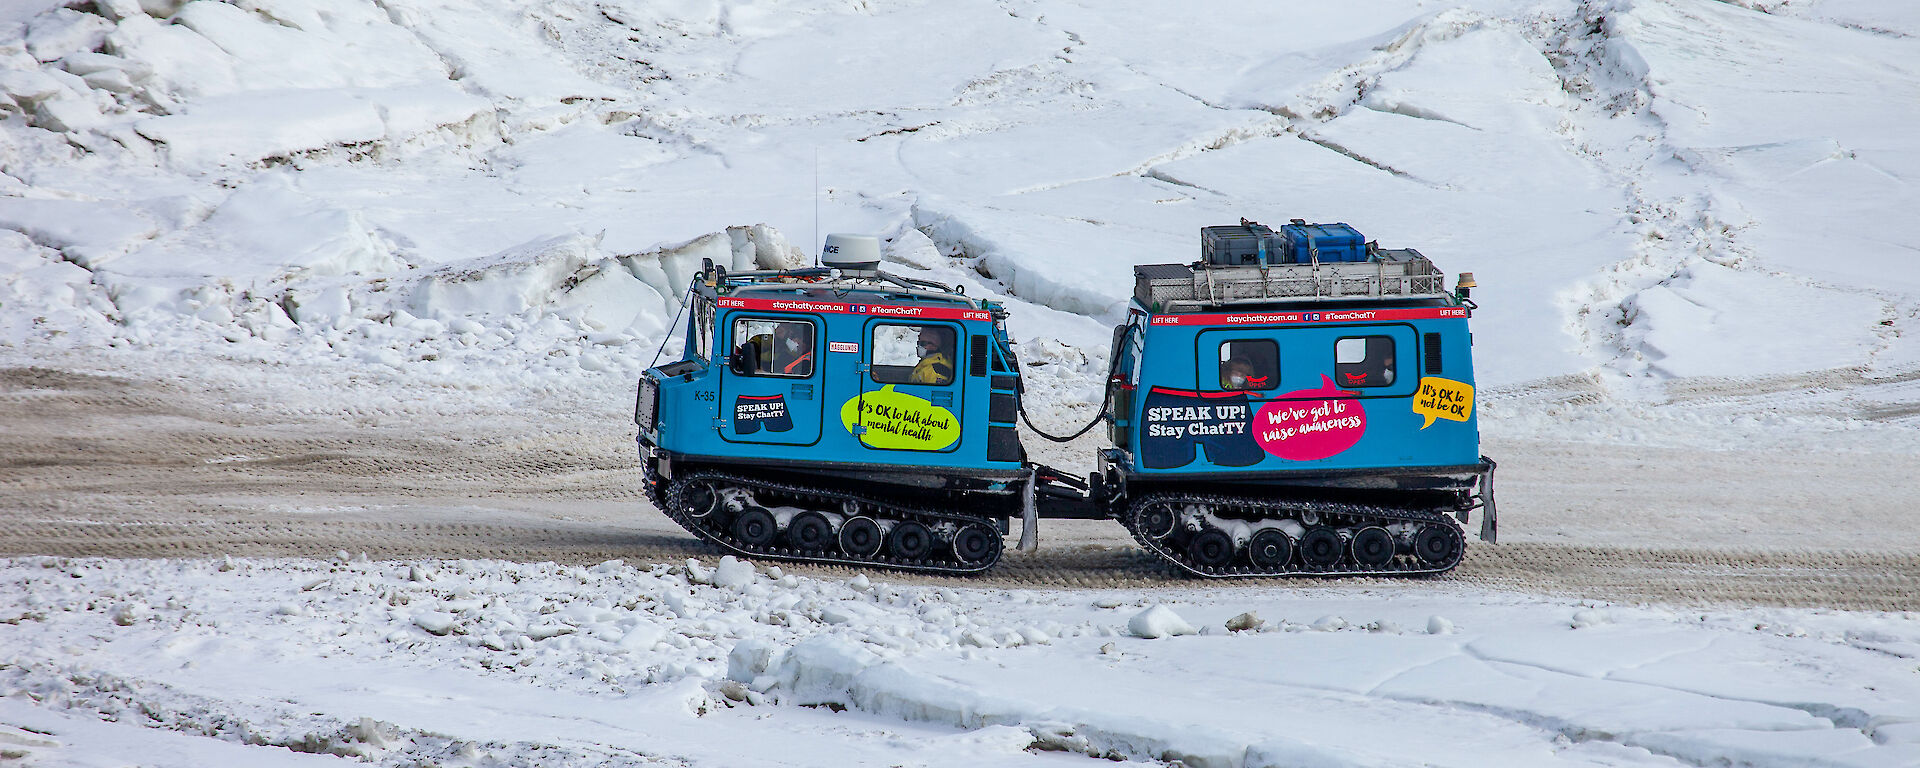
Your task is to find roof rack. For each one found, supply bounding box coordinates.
[1133,248,1447,312]
[703,258,986,309]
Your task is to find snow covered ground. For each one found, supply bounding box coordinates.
[5,0,1920,763]
[4,555,1919,767]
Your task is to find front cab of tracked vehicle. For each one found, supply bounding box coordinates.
[634,238,1028,570]
[1093,220,1496,577]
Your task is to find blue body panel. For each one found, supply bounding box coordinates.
[643,292,1024,480]
[1115,306,1480,479]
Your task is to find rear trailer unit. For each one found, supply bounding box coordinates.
[1096,219,1496,578]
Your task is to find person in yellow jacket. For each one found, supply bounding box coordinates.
[909,327,955,385]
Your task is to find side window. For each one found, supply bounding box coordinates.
[730,318,814,377]
[1218,339,1279,391]
[1335,336,1396,388]
[691,298,714,361]
[871,324,956,386]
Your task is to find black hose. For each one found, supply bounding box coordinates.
[1019,396,1108,443]
[646,285,695,369]
[1017,327,1131,443]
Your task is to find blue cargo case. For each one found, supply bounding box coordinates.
[1281,222,1367,263]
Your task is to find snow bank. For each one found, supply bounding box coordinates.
[912,199,1147,324]
[0,197,158,266]
[6,198,800,380]
[1569,0,1920,382]
[1620,261,1883,378]
[1359,20,1568,134]
[136,85,490,167]
[765,634,1248,768]
[4,0,1920,439]
[138,89,386,167]
[408,223,801,330]
[1,0,513,171]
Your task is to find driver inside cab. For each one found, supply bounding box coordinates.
[909,328,954,384]
[744,322,812,376]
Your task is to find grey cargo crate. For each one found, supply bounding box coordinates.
[1133,249,1447,310]
[1201,224,1291,266]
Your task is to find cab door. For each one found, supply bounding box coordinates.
[848,320,965,453]
[718,314,824,445]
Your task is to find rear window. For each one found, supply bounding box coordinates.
[1335,336,1396,388]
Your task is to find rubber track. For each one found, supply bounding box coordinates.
[1122,491,1466,578]
[656,468,1003,575]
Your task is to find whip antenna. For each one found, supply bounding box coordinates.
[812,148,820,266]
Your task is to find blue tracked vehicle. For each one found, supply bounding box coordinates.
[636,222,1496,577]
[1090,219,1497,577]
[634,235,1041,574]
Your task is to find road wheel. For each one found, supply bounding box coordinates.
[1248,529,1294,571]
[950,523,997,565]
[1188,529,1235,568]
[1412,523,1461,565]
[887,521,934,561]
[839,517,882,557]
[787,512,834,552]
[1300,527,1343,569]
[731,508,778,547]
[1351,526,1395,568]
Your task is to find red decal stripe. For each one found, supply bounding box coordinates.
[718,297,991,322]
[1147,307,1468,326]
[1146,386,1249,399]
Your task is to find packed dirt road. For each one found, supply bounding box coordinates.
[4,362,1918,611]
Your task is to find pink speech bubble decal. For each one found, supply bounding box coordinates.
[1254,375,1367,461]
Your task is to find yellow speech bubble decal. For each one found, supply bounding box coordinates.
[1413,376,1474,429]
[841,385,961,451]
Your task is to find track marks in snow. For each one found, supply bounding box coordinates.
[13,355,1920,611]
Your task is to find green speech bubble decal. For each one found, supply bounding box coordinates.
[840,385,960,451]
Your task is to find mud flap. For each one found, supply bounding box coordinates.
[1018,470,1039,552]
[1478,456,1498,544]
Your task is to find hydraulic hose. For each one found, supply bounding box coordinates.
[1016,325,1132,443]
[646,285,695,369]
[1019,392,1109,443]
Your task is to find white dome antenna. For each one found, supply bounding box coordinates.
[822,233,882,273]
